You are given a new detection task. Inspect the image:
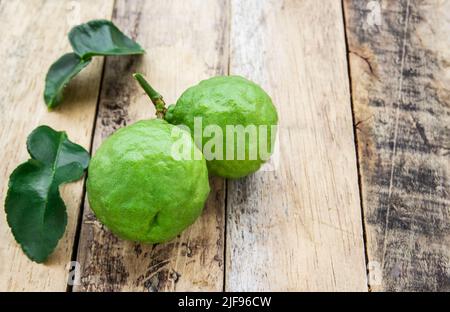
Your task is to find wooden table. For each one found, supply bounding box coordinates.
[0,0,448,292]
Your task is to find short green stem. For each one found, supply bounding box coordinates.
[133,73,167,119]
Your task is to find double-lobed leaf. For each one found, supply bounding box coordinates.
[69,20,145,60]
[5,126,90,263]
[44,19,145,109]
[44,53,92,109]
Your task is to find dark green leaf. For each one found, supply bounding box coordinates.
[44,53,91,109]
[44,20,145,109]
[69,19,145,60]
[5,126,90,263]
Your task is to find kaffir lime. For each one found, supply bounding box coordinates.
[87,119,210,243]
[165,76,278,178]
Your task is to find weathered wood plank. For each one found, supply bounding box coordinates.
[344,0,450,291]
[74,0,229,291]
[226,0,367,291]
[0,0,114,291]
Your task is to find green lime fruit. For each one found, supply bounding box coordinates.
[165,76,278,178]
[87,118,210,243]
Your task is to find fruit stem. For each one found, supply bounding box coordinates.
[133,73,167,119]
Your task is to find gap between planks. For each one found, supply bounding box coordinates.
[340,0,371,291]
[67,48,111,293]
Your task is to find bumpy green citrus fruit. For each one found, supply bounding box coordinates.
[87,119,210,243]
[165,76,278,178]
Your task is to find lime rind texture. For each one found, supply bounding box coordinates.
[165,75,278,178]
[87,119,210,243]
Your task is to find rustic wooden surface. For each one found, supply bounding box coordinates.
[226,0,367,291]
[0,0,114,291]
[0,0,448,291]
[74,0,228,291]
[344,0,450,291]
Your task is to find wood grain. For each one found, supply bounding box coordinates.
[74,0,229,292]
[225,0,367,291]
[0,0,114,291]
[344,0,450,291]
